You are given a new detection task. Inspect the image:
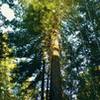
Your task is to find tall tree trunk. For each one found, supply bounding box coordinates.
[46,73,50,100]
[41,60,45,100]
[50,29,62,100]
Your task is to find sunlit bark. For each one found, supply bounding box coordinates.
[50,28,62,100]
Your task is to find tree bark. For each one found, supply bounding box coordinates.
[41,60,45,100]
[50,29,62,100]
[46,73,49,100]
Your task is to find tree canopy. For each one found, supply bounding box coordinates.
[0,0,100,100]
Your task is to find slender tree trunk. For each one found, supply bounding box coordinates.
[41,60,45,100]
[50,29,62,100]
[46,73,49,100]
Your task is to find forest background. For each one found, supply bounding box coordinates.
[0,0,100,100]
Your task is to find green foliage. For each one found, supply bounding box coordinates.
[0,33,16,100]
[0,0,100,99]
[61,0,100,99]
